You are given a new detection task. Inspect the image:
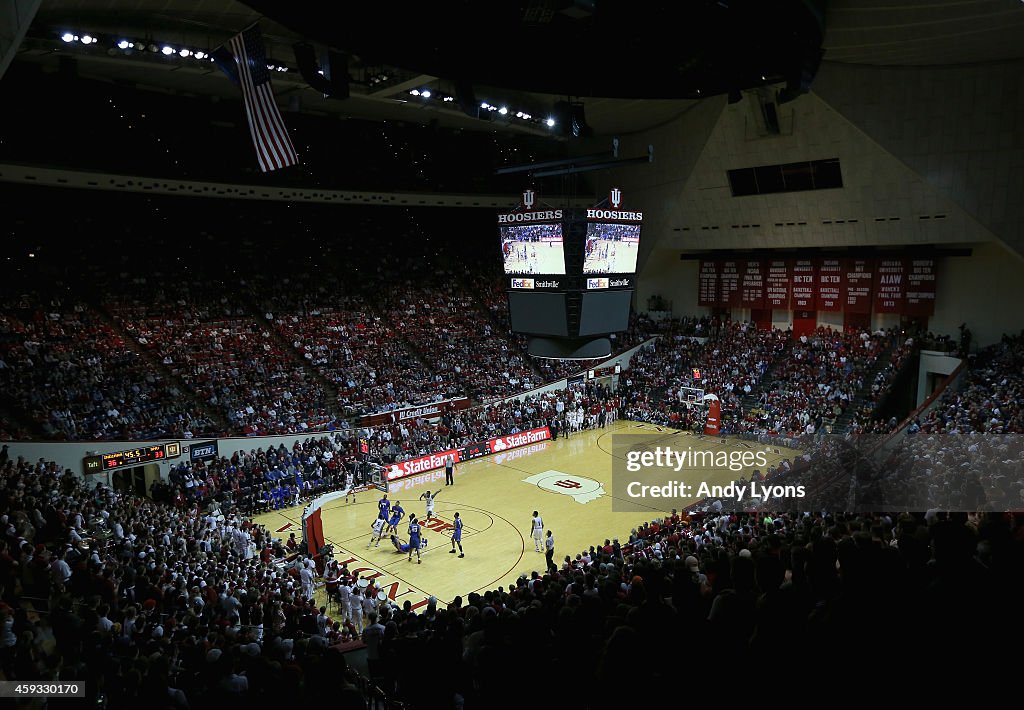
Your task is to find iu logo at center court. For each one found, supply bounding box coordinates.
[522,189,536,209]
[522,471,605,504]
[609,187,622,209]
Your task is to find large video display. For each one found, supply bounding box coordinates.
[582,222,641,274]
[500,223,566,275]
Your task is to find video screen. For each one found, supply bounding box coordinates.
[583,223,641,274]
[500,223,565,275]
[508,291,569,336]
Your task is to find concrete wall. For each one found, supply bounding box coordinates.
[917,351,963,407]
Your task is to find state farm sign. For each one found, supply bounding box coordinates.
[488,427,551,453]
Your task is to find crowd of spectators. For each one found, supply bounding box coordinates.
[738,327,888,439]
[0,296,215,440]
[4,441,1017,708]
[108,282,335,437]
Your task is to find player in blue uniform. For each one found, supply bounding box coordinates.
[378,494,391,520]
[449,512,464,558]
[386,501,405,534]
[407,516,422,563]
[390,534,428,554]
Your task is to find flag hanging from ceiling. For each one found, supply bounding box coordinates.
[223,25,299,172]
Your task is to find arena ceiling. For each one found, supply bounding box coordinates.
[12,0,1024,138]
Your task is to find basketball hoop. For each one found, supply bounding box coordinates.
[370,466,389,494]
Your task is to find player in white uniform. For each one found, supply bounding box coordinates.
[349,580,364,629]
[530,511,544,552]
[337,578,352,623]
[419,489,439,521]
[367,514,387,548]
[345,470,355,503]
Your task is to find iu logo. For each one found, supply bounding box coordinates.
[609,187,622,209]
[554,479,583,489]
[522,189,536,209]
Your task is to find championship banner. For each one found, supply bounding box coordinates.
[766,260,790,309]
[703,394,721,436]
[873,259,906,313]
[790,260,817,310]
[719,260,742,307]
[844,258,874,314]
[698,260,720,306]
[358,397,470,428]
[740,260,766,309]
[817,259,844,312]
[904,258,937,316]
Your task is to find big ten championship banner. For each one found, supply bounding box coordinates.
[698,260,720,306]
[817,259,844,312]
[844,259,874,313]
[873,259,906,313]
[719,260,742,307]
[358,397,470,428]
[384,426,553,482]
[790,260,817,310]
[766,260,790,309]
[740,260,766,309]
[905,259,937,316]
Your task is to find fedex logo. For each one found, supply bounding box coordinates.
[511,278,535,289]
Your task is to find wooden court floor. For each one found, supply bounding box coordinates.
[254,420,801,610]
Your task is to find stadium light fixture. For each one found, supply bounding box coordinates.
[179,49,190,57]
[409,89,420,96]
[421,89,431,98]
[80,35,94,45]
[498,106,508,115]
[161,46,174,55]
[117,40,131,50]
[546,118,556,127]
[61,32,75,43]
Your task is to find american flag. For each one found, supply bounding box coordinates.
[226,26,299,172]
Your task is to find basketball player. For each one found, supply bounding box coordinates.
[444,454,455,486]
[344,469,355,503]
[378,493,391,520]
[389,534,411,553]
[407,515,422,563]
[419,489,439,521]
[449,512,464,558]
[530,511,544,552]
[367,513,387,549]
[386,500,405,534]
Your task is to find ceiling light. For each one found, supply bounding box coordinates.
[81,35,94,45]
[409,89,420,96]
[421,90,431,98]
[546,118,556,127]
[161,46,174,55]
[179,48,190,57]
[498,107,508,115]
[480,101,489,109]
[117,40,131,50]
[194,51,205,59]
[61,32,75,43]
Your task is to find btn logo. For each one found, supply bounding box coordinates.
[521,470,606,504]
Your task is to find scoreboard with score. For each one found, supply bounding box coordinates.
[83,443,179,475]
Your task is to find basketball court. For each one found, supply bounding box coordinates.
[254,420,800,610]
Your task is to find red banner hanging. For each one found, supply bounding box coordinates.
[791,259,817,310]
[766,260,790,309]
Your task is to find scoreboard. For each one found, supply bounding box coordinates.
[83,442,180,475]
[503,188,640,358]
